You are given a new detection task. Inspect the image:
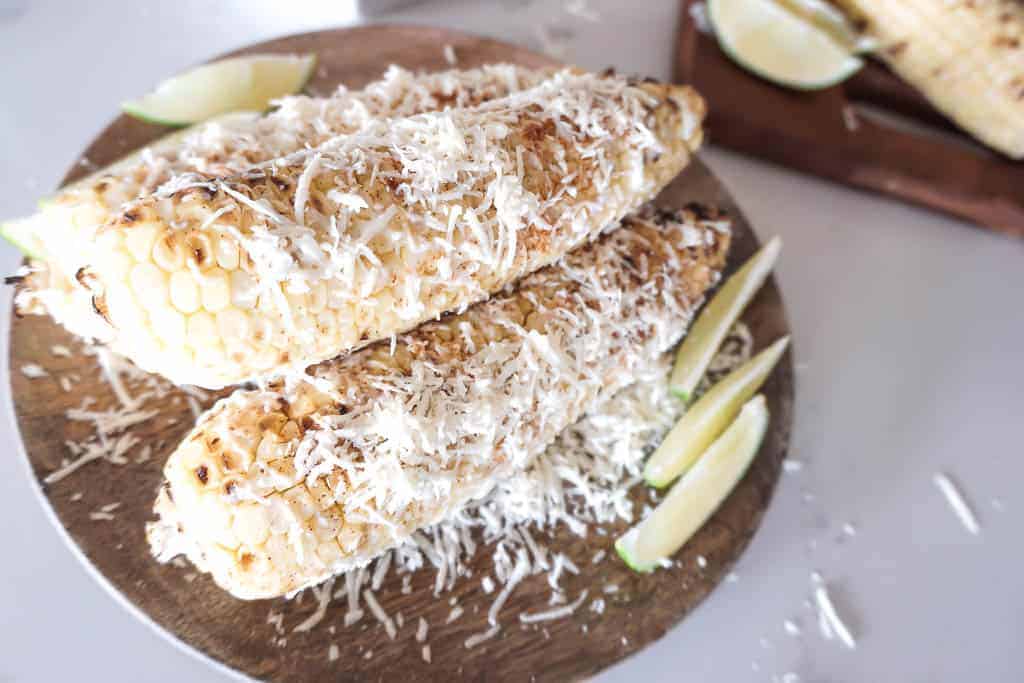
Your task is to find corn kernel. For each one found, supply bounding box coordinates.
[169,271,201,313]
[129,262,168,309]
[152,234,186,272]
[213,232,240,270]
[200,268,231,312]
[123,223,159,262]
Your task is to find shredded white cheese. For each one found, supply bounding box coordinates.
[814,585,857,650]
[20,364,48,379]
[933,472,981,535]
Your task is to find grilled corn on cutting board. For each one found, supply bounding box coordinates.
[10,25,793,682]
[677,0,1024,237]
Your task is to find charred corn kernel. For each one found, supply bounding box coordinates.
[146,205,731,600]
[834,0,1024,158]
[14,64,555,347]
[42,70,707,388]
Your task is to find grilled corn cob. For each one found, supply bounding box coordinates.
[14,64,552,346]
[147,204,731,599]
[833,0,1024,158]
[38,70,705,388]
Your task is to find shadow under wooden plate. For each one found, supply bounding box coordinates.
[8,25,794,682]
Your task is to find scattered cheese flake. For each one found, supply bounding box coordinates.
[814,585,857,650]
[416,617,429,643]
[688,1,712,34]
[842,105,860,132]
[327,643,340,662]
[20,364,48,379]
[696,555,708,569]
[520,589,588,623]
[363,589,396,640]
[51,345,72,357]
[565,0,600,21]
[421,644,432,663]
[464,625,500,649]
[443,44,457,66]
[294,579,335,633]
[933,472,981,535]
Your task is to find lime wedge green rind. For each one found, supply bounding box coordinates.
[708,0,864,91]
[645,335,789,488]
[614,536,652,574]
[619,395,770,572]
[670,387,690,403]
[669,235,781,402]
[1,216,45,260]
[122,54,316,126]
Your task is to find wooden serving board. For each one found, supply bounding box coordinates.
[676,0,1024,237]
[9,26,794,682]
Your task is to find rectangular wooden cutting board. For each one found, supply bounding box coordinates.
[675,0,1024,238]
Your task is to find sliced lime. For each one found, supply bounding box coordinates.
[645,336,788,488]
[1,215,48,260]
[670,235,781,403]
[617,394,769,572]
[122,54,316,126]
[709,0,864,91]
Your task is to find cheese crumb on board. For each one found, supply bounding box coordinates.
[20,364,48,379]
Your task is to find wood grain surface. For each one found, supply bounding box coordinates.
[9,25,793,682]
[676,0,1024,238]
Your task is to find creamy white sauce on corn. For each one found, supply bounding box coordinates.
[42,70,704,388]
[147,206,729,599]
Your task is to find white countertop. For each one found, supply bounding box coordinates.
[1,1,1021,681]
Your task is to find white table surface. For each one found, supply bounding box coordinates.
[1,1,1021,681]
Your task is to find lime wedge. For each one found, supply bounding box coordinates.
[645,335,788,488]
[1,215,47,260]
[708,0,864,91]
[617,394,769,572]
[123,54,316,126]
[670,236,781,403]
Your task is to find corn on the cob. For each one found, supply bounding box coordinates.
[37,70,705,388]
[15,64,552,345]
[146,204,731,599]
[833,0,1024,158]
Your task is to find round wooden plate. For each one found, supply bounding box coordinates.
[9,25,794,683]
